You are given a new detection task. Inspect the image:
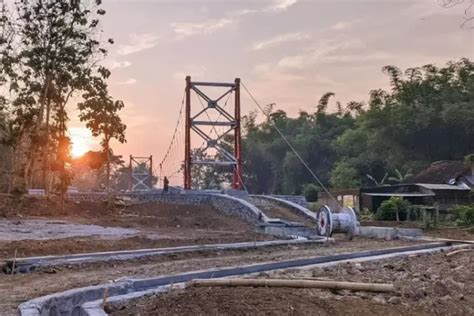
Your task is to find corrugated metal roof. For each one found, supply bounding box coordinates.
[362,193,435,197]
[416,183,470,191]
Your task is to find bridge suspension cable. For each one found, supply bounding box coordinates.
[158,89,186,186]
[241,80,341,208]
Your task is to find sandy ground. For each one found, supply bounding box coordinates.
[0,219,137,241]
[112,249,474,316]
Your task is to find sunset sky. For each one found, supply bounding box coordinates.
[66,0,473,179]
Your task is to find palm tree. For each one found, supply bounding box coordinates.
[382,65,402,92]
[317,92,335,114]
[367,173,388,187]
[388,168,414,184]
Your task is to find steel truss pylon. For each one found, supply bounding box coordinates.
[129,155,153,191]
[184,76,242,190]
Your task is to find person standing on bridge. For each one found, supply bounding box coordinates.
[163,176,169,193]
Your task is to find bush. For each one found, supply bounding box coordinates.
[303,184,320,202]
[452,204,474,227]
[375,197,411,221]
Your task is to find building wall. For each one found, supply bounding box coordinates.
[318,189,360,211]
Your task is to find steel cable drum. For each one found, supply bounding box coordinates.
[316,205,359,240]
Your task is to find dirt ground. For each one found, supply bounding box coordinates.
[1,197,473,315]
[0,237,415,315]
[0,198,271,258]
[113,248,474,316]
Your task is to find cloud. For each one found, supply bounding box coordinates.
[109,60,132,70]
[173,65,207,80]
[171,1,300,40]
[252,32,310,51]
[276,38,393,69]
[117,78,137,85]
[330,20,360,31]
[230,8,259,17]
[265,0,299,12]
[171,18,233,38]
[117,33,159,56]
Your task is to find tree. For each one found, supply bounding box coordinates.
[241,59,474,195]
[366,173,388,187]
[388,168,414,184]
[303,183,319,202]
[0,0,112,195]
[375,196,411,222]
[329,162,360,189]
[316,92,335,115]
[465,154,474,175]
[78,79,126,205]
[439,0,474,28]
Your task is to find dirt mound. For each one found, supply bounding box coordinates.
[114,287,421,316]
[118,202,252,231]
[0,199,271,258]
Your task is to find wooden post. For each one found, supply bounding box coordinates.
[189,278,395,293]
[11,249,17,275]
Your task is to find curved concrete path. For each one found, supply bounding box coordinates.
[251,195,316,222]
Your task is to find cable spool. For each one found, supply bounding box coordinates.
[316,205,359,240]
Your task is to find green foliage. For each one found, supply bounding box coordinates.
[388,168,413,184]
[366,173,388,187]
[303,184,319,202]
[465,154,474,175]
[452,204,474,227]
[78,79,126,196]
[329,162,360,189]
[0,0,116,195]
[375,197,411,221]
[241,58,474,194]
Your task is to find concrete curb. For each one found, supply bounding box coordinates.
[5,239,325,274]
[209,193,271,223]
[357,226,423,240]
[251,195,316,221]
[18,242,458,315]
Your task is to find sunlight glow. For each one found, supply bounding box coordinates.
[69,127,97,158]
[71,137,90,158]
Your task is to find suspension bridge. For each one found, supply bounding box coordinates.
[128,76,339,208]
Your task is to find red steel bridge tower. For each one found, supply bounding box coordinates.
[184,76,242,190]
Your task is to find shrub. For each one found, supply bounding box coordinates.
[452,204,474,227]
[375,197,411,221]
[303,184,320,202]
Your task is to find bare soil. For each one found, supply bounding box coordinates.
[113,248,474,316]
[0,198,271,258]
[0,237,414,315]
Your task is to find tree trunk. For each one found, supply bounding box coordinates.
[42,96,52,196]
[105,138,112,208]
[7,147,16,194]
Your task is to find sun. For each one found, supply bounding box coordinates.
[69,127,95,158]
[71,137,90,158]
